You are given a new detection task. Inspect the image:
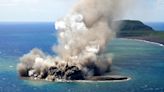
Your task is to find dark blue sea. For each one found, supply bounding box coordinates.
[0,22,164,92]
[145,22,164,31]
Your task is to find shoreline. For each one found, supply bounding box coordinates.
[118,37,164,47]
[20,75,131,83]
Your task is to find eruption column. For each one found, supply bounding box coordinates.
[17,0,126,81]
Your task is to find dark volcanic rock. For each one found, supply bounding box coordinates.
[54,69,64,79]
[47,66,84,80]
[39,69,48,79]
[17,64,29,77]
[64,66,84,80]
[18,68,29,77]
[48,67,58,75]
[48,66,64,79]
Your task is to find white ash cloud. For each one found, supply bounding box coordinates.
[17,0,129,81]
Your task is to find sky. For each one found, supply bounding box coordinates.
[0,0,163,22]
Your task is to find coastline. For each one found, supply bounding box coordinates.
[20,75,131,83]
[119,37,164,47]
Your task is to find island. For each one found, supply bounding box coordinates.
[115,20,164,45]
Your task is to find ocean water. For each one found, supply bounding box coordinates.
[0,23,164,92]
[145,22,164,31]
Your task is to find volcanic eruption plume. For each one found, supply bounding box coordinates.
[17,0,126,81]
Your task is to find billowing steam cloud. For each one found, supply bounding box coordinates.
[17,0,126,81]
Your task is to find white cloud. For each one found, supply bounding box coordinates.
[156,0,164,11]
[0,0,39,5]
[121,0,164,22]
[0,0,77,21]
[0,0,163,22]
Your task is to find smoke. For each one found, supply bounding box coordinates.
[17,0,127,81]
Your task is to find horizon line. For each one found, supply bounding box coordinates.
[0,20,164,23]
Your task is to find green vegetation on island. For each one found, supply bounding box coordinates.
[115,20,164,44]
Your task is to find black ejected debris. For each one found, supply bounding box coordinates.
[19,63,129,81]
[38,65,84,80]
[48,66,64,79]
[39,68,48,79]
[64,66,84,80]
[19,65,129,81]
[18,67,29,77]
